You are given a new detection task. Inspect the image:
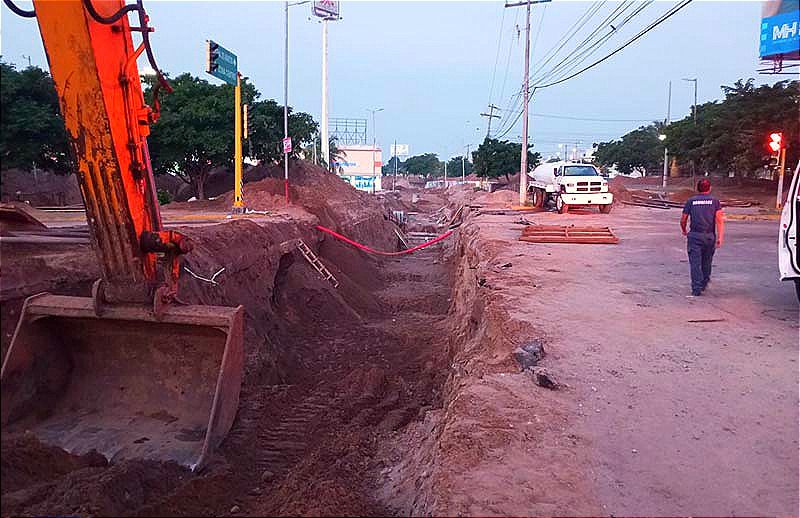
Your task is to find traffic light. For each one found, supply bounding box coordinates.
[206,40,219,74]
[768,132,784,153]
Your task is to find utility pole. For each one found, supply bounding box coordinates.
[683,77,698,178]
[662,80,671,189]
[518,0,530,205]
[393,138,398,191]
[505,0,549,206]
[480,104,501,137]
[444,158,447,185]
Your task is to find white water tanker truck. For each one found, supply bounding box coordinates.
[527,161,613,214]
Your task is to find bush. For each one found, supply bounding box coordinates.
[157,189,172,205]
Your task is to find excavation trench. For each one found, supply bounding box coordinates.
[0,168,489,516]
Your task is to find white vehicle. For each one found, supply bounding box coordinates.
[527,161,613,214]
[778,161,800,301]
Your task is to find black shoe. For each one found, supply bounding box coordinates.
[691,290,702,297]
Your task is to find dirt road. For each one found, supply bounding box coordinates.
[468,204,798,515]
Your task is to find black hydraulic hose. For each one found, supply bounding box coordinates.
[82,0,138,24]
[3,0,36,18]
[82,0,173,94]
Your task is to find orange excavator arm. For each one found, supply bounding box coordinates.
[32,0,185,310]
[1,0,244,471]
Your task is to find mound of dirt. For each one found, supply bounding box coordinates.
[1,434,189,517]
[0,168,82,207]
[474,189,517,207]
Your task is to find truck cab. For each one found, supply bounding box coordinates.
[527,161,613,214]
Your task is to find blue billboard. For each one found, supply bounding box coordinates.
[760,0,800,59]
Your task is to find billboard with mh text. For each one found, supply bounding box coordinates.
[760,0,800,59]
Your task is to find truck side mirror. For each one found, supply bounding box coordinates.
[554,168,561,176]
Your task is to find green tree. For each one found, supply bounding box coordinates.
[0,62,72,173]
[145,73,318,199]
[445,155,473,178]
[595,78,798,178]
[594,124,663,175]
[404,153,441,178]
[382,155,405,175]
[472,138,541,182]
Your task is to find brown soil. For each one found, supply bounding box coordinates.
[0,162,459,516]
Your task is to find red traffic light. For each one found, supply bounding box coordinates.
[768,132,784,153]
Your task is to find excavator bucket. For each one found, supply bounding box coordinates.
[1,293,244,471]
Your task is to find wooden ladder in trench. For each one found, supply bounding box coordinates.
[297,240,340,288]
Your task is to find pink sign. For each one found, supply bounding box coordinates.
[283,137,292,154]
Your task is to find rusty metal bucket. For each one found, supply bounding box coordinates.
[1,293,244,471]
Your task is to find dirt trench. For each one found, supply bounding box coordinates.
[0,197,471,516]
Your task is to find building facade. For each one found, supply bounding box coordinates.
[333,145,383,192]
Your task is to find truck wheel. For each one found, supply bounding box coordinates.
[795,279,800,303]
[599,203,612,214]
[532,188,544,208]
[556,196,569,214]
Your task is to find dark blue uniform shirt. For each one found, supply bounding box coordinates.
[683,194,721,234]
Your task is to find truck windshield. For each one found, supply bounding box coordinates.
[563,166,599,176]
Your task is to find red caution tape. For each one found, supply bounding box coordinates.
[315,225,453,256]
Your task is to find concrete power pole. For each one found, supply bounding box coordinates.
[505,0,549,206]
[480,104,501,137]
[662,81,671,189]
[683,77,698,178]
[321,20,330,169]
[518,0,531,205]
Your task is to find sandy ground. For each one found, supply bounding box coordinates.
[1,172,797,515]
[459,203,798,515]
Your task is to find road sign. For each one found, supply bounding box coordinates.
[283,137,293,154]
[205,40,238,86]
[390,144,409,157]
[312,0,339,19]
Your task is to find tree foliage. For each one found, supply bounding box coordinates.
[382,155,405,175]
[594,124,664,175]
[404,153,441,178]
[144,73,318,199]
[472,138,541,181]
[0,62,72,173]
[445,155,473,178]
[595,79,799,177]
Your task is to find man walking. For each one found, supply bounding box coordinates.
[680,179,725,296]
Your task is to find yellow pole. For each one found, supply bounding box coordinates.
[776,147,786,210]
[233,73,244,212]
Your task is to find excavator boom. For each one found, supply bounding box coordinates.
[0,0,244,470]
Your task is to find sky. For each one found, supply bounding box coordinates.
[0,0,786,162]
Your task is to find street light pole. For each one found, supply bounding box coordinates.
[367,107,383,193]
[321,19,330,168]
[662,80,671,189]
[283,1,290,203]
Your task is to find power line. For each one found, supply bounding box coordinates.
[487,6,507,105]
[494,1,691,139]
[534,0,694,90]
[533,2,651,86]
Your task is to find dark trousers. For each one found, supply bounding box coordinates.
[687,232,716,294]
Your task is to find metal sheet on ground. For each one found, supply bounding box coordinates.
[519,225,619,244]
